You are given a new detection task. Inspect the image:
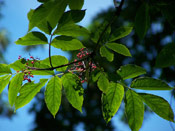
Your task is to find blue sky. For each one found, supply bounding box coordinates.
[0,0,174,131]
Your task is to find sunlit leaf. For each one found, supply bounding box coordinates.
[100,46,114,62]
[97,72,109,93]
[62,73,84,112]
[135,3,150,39]
[131,77,172,90]
[0,75,11,94]
[139,93,174,122]
[117,64,146,80]
[102,82,124,123]
[29,0,67,33]
[15,79,48,110]
[69,0,84,10]
[8,73,24,106]
[156,43,175,68]
[45,76,62,117]
[106,42,131,57]
[9,60,26,71]
[109,26,133,42]
[59,10,86,26]
[0,64,12,75]
[54,24,90,37]
[125,90,144,131]
[52,36,84,51]
[15,31,48,46]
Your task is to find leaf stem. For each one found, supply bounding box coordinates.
[49,34,53,69]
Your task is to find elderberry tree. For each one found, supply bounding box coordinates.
[0,0,175,130]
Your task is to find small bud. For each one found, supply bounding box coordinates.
[31,61,34,64]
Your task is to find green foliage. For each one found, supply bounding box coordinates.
[51,36,84,51]
[15,31,48,46]
[125,90,144,131]
[45,76,62,117]
[28,0,67,34]
[131,77,172,90]
[0,0,174,130]
[40,55,68,72]
[100,46,114,62]
[0,64,11,75]
[156,43,175,68]
[8,73,24,106]
[54,24,90,37]
[0,74,11,94]
[102,82,124,123]
[62,73,84,112]
[139,93,174,122]
[106,42,131,57]
[117,64,146,80]
[15,79,48,110]
[68,0,84,10]
[135,3,150,39]
[97,72,109,93]
[109,26,133,42]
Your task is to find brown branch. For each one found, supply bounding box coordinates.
[27,54,91,71]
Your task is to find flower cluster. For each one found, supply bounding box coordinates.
[17,55,39,82]
[69,48,97,83]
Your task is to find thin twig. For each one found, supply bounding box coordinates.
[27,55,90,71]
[49,34,53,69]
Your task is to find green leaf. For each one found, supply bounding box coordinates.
[40,55,69,72]
[125,90,144,131]
[59,10,85,26]
[45,76,62,117]
[15,31,48,46]
[28,9,52,34]
[109,26,133,42]
[0,64,12,75]
[69,0,84,10]
[54,24,90,37]
[52,36,84,51]
[9,60,26,71]
[131,77,172,90]
[8,73,24,106]
[135,3,150,39]
[29,0,67,33]
[139,93,174,122]
[117,64,146,80]
[97,72,109,93]
[62,73,84,112]
[0,75,11,94]
[100,46,114,62]
[156,43,175,68]
[91,70,102,82]
[91,22,111,43]
[102,82,124,123]
[15,79,48,110]
[106,42,131,57]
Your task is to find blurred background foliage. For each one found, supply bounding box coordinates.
[0,0,175,130]
[0,0,14,119]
